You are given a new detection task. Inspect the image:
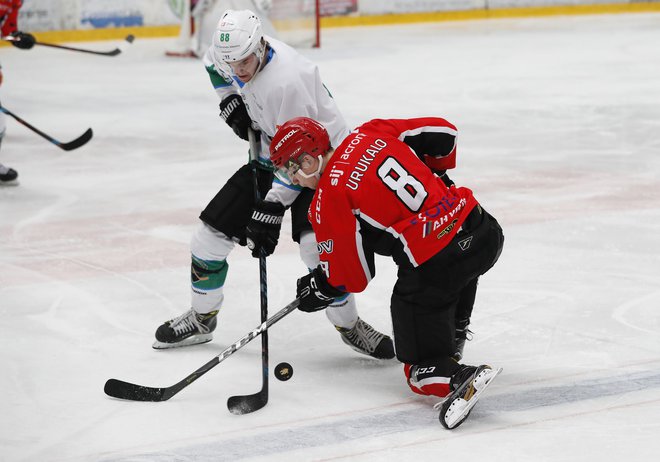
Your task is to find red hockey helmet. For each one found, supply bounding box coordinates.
[270,117,331,170]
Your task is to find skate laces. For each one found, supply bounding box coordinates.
[461,328,474,341]
[338,318,384,354]
[455,324,474,341]
[169,309,210,336]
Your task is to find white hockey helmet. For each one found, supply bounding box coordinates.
[213,9,265,64]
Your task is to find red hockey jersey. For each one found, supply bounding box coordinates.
[310,117,478,293]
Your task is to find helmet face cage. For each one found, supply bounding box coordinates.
[213,10,264,64]
[270,118,331,171]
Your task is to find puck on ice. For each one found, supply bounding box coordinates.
[274,362,293,381]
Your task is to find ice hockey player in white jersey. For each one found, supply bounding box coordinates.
[153,9,395,360]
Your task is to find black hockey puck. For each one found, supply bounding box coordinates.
[274,362,293,381]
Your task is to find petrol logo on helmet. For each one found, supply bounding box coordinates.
[274,128,299,152]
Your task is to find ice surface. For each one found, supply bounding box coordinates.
[1,12,660,461]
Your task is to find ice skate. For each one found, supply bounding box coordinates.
[0,167,18,186]
[336,317,395,359]
[153,308,218,349]
[437,364,502,429]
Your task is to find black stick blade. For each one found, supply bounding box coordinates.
[104,378,167,402]
[227,392,268,415]
[100,34,134,56]
[58,128,93,151]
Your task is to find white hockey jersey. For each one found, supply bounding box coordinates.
[202,37,350,206]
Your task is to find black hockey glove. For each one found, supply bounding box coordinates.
[10,31,36,50]
[296,267,346,313]
[219,94,251,141]
[245,199,285,257]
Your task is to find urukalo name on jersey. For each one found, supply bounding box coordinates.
[329,133,388,190]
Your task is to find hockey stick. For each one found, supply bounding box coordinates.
[2,34,134,56]
[227,127,270,415]
[104,299,299,402]
[0,105,93,151]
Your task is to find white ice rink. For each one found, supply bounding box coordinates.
[1,11,660,461]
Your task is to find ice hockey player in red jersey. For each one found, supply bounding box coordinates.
[270,116,505,428]
[0,0,34,49]
[0,0,34,186]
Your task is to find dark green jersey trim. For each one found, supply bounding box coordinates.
[206,64,232,89]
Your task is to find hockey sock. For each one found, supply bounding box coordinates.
[326,293,359,329]
[191,255,229,293]
[405,360,461,398]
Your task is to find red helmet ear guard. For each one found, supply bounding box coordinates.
[270,117,331,169]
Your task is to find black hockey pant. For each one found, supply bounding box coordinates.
[199,163,314,245]
[390,206,504,375]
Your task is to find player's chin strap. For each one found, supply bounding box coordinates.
[297,155,324,180]
[253,42,272,79]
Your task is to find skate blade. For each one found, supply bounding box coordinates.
[152,333,213,350]
[440,367,502,429]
